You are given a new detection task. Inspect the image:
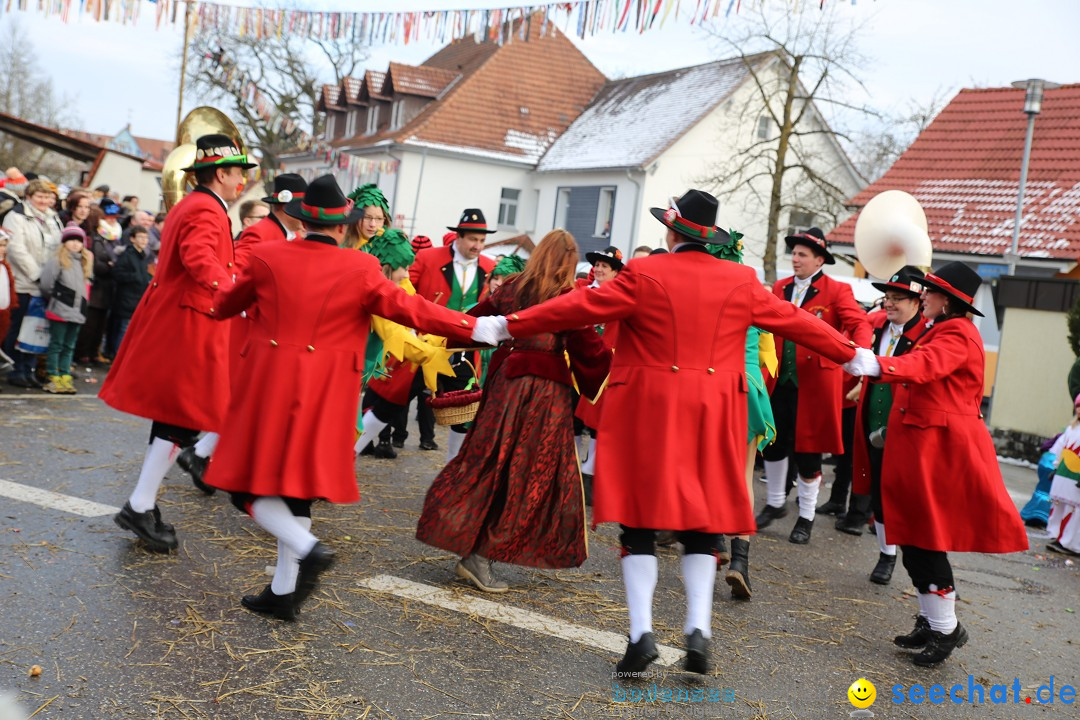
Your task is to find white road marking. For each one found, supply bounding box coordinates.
[358,573,683,667]
[0,479,120,517]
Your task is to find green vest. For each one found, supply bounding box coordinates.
[778,337,798,387]
[866,382,892,432]
[448,265,481,311]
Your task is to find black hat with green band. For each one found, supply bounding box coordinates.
[283,174,364,227]
[181,133,257,172]
[649,189,729,244]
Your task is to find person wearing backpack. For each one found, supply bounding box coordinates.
[38,225,92,394]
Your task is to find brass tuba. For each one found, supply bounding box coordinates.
[853,190,933,279]
[161,107,246,210]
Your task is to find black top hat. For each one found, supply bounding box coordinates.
[262,173,308,205]
[649,247,669,255]
[284,175,363,227]
[181,133,257,172]
[585,245,625,271]
[650,189,727,244]
[871,265,925,298]
[447,208,496,234]
[920,261,984,317]
[784,227,835,265]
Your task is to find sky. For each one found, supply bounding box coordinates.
[6,0,1078,142]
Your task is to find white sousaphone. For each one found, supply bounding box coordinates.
[853,190,933,279]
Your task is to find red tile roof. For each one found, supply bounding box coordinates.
[384,62,459,98]
[832,84,1080,261]
[362,70,389,101]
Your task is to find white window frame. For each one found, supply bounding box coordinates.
[344,110,357,138]
[757,116,772,141]
[553,188,572,229]
[366,105,380,135]
[785,211,816,243]
[324,114,336,140]
[498,188,520,229]
[594,186,615,238]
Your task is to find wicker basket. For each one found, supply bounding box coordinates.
[427,358,481,426]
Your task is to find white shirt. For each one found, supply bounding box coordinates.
[0,263,9,311]
[877,322,906,357]
[790,273,818,307]
[453,250,478,293]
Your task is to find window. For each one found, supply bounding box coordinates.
[498,188,520,228]
[390,101,404,130]
[757,116,772,140]
[554,188,572,229]
[324,114,336,140]
[344,111,357,138]
[365,105,380,135]
[786,211,816,241]
[594,187,615,237]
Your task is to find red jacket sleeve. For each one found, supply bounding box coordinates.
[565,325,611,400]
[178,207,232,292]
[213,259,258,320]
[835,281,873,347]
[877,323,970,385]
[363,264,475,346]
[507,267,639,337]
[750,281,856,366]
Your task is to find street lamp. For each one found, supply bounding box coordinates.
[1006,78,1060,275]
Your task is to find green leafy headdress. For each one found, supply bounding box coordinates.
[363,227,415,270]
[707,229,745,264]
[492,254,526,278]
[347,183,390,218]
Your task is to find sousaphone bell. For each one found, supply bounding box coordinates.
[853,190,933,279]
[161,107,246,210]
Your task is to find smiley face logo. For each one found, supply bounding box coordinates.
[848,678,876,709]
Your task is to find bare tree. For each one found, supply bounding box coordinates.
[701,1,873,282]
[0,20,81,182]
[187,31,367,170]
[849,88,951,183]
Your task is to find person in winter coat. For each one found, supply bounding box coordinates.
[111,226,151,351]
[38,226,92,394]
[1,178,63,388]
[76,198,123,363]
[0,231,17,375]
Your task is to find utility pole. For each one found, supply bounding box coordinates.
[175,0,195,133]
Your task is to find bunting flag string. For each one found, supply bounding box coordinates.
[3,1,846,46]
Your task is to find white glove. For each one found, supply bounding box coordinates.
[470,315,511,345]
[842,347,882,377]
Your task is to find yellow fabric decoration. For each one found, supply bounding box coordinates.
[758,331,778,378]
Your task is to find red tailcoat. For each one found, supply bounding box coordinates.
[875,317,1027,553]
[100,187,234,431]
[771,273,872,453]
[575,317,617,428]
[204,236,476,503]
[409,245,495,306]
[507,248,858,535]
[229,214,288,363]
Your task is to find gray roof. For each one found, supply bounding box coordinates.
[537,55,767,172]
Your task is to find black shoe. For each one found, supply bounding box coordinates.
[835,513,866,536]
[715,536,730,566]
[616,632,659,674]
[391,438,405,449]
[816,499,846,516]
[684,629,709,674]
[725,538,751,600]
[359,442,375,456]
[868,521,877,536]
[419,440,439,451]
[26,374,44,389]
[894,615,933,649]
[582,473,593,507]
[869,553,896,585]
[241,584,297,621]
[788,516,813,544]
[176,446,215,495]
[6,374,33,388]
[114,502,178,552]
[295,542,336,607]
[912,623,968,667]
[373,440,397,459]
[754,503,787,530]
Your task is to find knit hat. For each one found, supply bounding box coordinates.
[442,231,457,247]
[707,229,745,264]
[492,254,526,277]
[347,183,389,218]
[100,198,122,217]
[411,235,433,253]
[363,227,415,270]
[61,225,87,243]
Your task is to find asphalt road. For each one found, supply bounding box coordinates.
[1,375,1077,719]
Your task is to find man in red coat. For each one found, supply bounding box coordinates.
[102,133,256,552]
[175,173,308,494]
[204,175,484,620]
[483,190,858,676]
[409,208,496,460]
[755,227,872,544]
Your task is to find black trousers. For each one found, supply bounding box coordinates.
[827,405,857,504]
[900,545,954,594]
[762,381,822,477]
[620,526,719,556]
[386,370,435,445]
[149,420,199,447]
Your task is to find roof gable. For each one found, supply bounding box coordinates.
[831,84,1080,261]
[384,62,459,98]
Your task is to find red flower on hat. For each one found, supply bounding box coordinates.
[613,249,623,260]
[663,208,677,223]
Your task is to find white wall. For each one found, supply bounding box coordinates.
[992,307,1074,437]
[533,171,643,257]
[90,152,163,213]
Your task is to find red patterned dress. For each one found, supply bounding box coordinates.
[415,284,609,568]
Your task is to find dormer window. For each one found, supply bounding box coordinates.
[325,115,336,140]
[390,101,404,130]
[366,106,380,135]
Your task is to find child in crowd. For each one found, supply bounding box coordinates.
[111,225,152,351]
[0,231,15,362]
[39,225,92,394]
[1045,394,1080,556]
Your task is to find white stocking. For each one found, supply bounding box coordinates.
[681,554,716,639]
[621,554,658,643]
[129,437,179,513]
[251,497,318,558]
[764,459,788,508]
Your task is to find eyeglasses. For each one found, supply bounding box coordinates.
[883,294,915,304]
[248,213,269,221]
[362,215,385,223]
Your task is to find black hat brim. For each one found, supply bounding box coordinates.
[283,198,364,227]
[870,281,921,298]
[446,225,497,234]
[918,275,984,317]
[585,252,624,271]
[784,235,835,265]
[180,160,258,173]
[649,207,730,245]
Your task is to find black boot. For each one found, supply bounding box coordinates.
[373,439,397,459]
[894,615,932,649]
[835,512,866,536]
[616,632,659,674]
[582,474,593,507]
[114,502,178,552]
[684,629,709,674]
[176,446,215,495]
[869,553,896,585]
[715,536,730,566]
[754,503,787,530]
[295,542,336,607]
[725,538,751,600]
[241,584,297,621]
[912,623,968,667]
[788,516,813,544]
[816,499,846,516]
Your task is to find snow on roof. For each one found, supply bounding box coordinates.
[537,56,763,172]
